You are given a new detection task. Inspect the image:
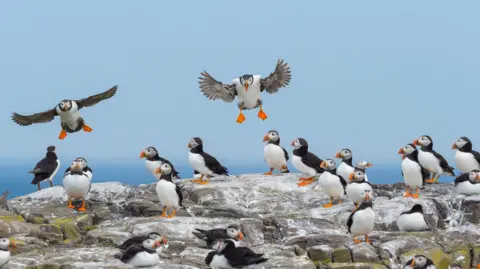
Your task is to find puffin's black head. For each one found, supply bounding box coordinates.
[408,254,432,268]
[140,147,158,159]
[355,160,372,169]
[188,137,203,148]
[398,143,417,159]
[155,162,172,175]
[291,138,307,149]
[335,148,352,160]
[263,130,280,143]
[413,135,432,147]
[453,136,472,151]
[47,146,55,152]
[239,75,254,91]
[320,158,336,171]
[58,100,73,112]
[410,204,423,213]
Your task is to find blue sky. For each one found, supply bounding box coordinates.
[1,1,479,167]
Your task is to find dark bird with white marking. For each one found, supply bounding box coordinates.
[140,146,180,181]
[205,239,267,268]
[452,136,480,173]
[117,238,162,267]
[396,204,428,232]
[413,135,454,183]
[263,130,289,175]
[155,163,184,218]
[291,138,324,186]
[347,192,374,244]
[29,146,60,191]
[398,143,430,199]
[317,159,347,208]
[188,137,229,185]
[454,170,480,195]
[192,225,245,248]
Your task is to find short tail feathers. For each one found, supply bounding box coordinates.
[247,257,268,264]
[445,166,455,176]
[192,230,207,240]
[31,175,47,184]
[114,252,123,260]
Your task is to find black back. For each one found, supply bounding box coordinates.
[293,144,324,173]
[117,235,147,250]
[119,244,155,263]
[220,240,267,267]
[457,138,480,164]
[400,204,423,216]
[347,200,373,233]
[454,171,480,186]
[190,140,229,176]
[419,143,454,175]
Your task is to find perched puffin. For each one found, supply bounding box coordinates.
[413,135,455,183]
[12,85,117,140]
[140,147,179,181]
[64,157,92,180]
[398,144,430,199]
[347,192,374,244]
[346,168,373,210]
[0,238,16,267]
[205,239,267,268]
[117,238,162,267]
[192,225,245,248]
[318,159,347,208]
[29,146,60,191]
[263,130,289,175]
[188,137,229,185]
[199,59,291,124]
[404,255,436,269]
[396,204,428,232]
[155,163,184,218]
[354,160,373,182]
[454,170,480,195]
[63,159,92,212]
[452,137,480,173]
[335,148,354,183]
[291,138,324,186]
[117,232,167,251]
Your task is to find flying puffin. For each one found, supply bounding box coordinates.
[413,135,455,183]
[263,130,289,175]
[354,160,373,181]
[117,232,167,251]
[29,145,60,191]
[291,138,324,186]
[12,85,117,140]
[317,159,347,208]
[396,204,428,232]
[63,159,92,212]
[346,192,374,244]
[0,238,16,267]
[140,146,180,180]
[404,255,436,269]
[192,225,245,248]
[452,137,480,173]
[155,163,184,218]
[188,137,229,185]
[117,238,162,267]
[454,170,480,195]
[398,144,429,199]
[198,59,291,124]
[346,168,373,210]
[205,239,268,268]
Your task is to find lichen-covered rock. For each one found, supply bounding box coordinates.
[308,245,333,262]
[332,246,352,262]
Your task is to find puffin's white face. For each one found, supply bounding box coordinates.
[226,227,244,240]
[159,163,172,175]
[239,75,254,91]
[75,158,87,168]
[143,147,158,159]
[265,131,279,142]
[350,170,365,182]
[142,239,160,250]
[70,160,82,171]
[454,137,468,149]
[355,160,372,169]
[336,149,352,160]
[410,255,428,268]
[59,100,72,111]
[402,144,416,155]
[291,139,301,149]
[321,159,336,170]
[415,136,431,147]
[0,238,14,250]
[189,139,199,148]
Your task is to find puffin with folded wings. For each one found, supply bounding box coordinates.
[199,59,291,124]
[12,85,117,140]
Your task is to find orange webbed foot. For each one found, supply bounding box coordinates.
[412,193,419,199]
[82,124,92,132]
[59,130,67,140]
[263,171,273,175]
[166,210,177,219]
[236,113,246,124]
[67,205,75,209]
[323,203,333,208]
[78,207,86,212]
[299,177,312,181]
[353,237,361,244]
[191,179,201,183]
[365,236,372,244]
[258,109,268,120]
[297,179,314,187]
[198,178,210,185]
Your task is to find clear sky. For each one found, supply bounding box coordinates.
[1,1,479,167]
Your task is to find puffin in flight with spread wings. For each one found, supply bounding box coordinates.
[11,85,117,140]
[199,59,291,124]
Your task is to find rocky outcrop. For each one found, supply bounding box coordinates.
[1,174,479,268]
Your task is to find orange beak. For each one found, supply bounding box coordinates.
[291,140,295,146]
[320,161,326,168]
[410,259,415,268]
[140,151,146,158]
[9,239,16,248]
[154,240,161,247]
[477,264,480,269]
[155,167,161,173]
[335,152,342,158]
[365,162,373,168]
[263,134,269,142]
[349,172,354,181]
[413,139,419,146]
[162,236,168,245]
[452,143,457,149]
[245,81,249,91]
[236,232,244,240]
[398,148,404,155]
[364,193,371,201]
[188,143,191,148]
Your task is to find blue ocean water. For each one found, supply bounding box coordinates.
[0,162,449,199]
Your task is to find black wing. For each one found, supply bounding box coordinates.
[205,251,217,266]
[421,166,430,182]
[472,150,480,165]
[201,152,229,175]
[346,212,354,233]
[64,167,71,176]
[338,175,347,194]
[301,152,324,173]
[117,236,146,250]
[30,158,57,175]
[158,157,180,178]
[199,71,237,102]
[281,146,289,161]
[175,184,183,207]
[75,85,117,109]
[11,108,58,126]
[260,59,292,94]
[120,244,144,262]
[431,150,454,174]
[224,247,267,266]
[454,173,469,186]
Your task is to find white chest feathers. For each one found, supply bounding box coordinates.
[209,254,233,269]
[56,103,81,128]
[145,160,162,179]
[291,155,317,177]
[454,151,480,173]
[349,207,375,236]
[156,180,180,209]
[337,162,354,183]
[264,144,287,169]
[188,152,213,175]
[456,180,480,195]
[396,212,428,232]
[417,150,442,174]
[0,250,10,267]
[232,75,262,109]
[63,174,91,199]
[401,158,423,187]
[319,172,345,198]
[127,251,160,267]
[346,182,373,204]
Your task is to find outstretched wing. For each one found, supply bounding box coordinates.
[199,71,237,103]
[11,108,58,126]
[75,85,117,109]
[260,59,291,94]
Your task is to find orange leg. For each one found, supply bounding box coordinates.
[337,199,342,204]
[298,178,315,186]
[199,176,210,185]
[192,174,203,183]
[352,203,359,212]
[412,187,419,199]
[159,206,167,217]
[323,198,334,208]
[37,183,41,191]
[264,168,274,175]
[425,175,439,183]
[58,129,67,140]
[166,209,177,219]
[67,199,75,209]
[236,108,246,124]
[82,124,92,132]
[403,188,412,198]
[49,181,53,187]
[365,235,371,244]
[78,199,87,212]
[257,105,268,120]
[353,236,361,244]
[299,177,312,181]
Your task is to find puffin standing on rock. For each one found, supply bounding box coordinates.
[192,225,245,248]
[205,239,267,268]
[198,59,291,124]
[454,170,480,195]
[404,255,436,269]
[317,159,347,208]
[63,159,92,212]
[399,144,429,199]
[29,146,60,191]
[452,137,480,173]
[155,163,184,218]
[188,137,229,185]
[396,204,428,232]
[291,138,324,186]
[413,135,455,183]
[117,238,162,267]
[12,85,117,140]
[335,149,354,183]
[0,238,16,267]
[263,130,289,175]
[346,168,373,210]
[347,192,374,244]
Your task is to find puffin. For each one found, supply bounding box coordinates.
[29,145,60,191]
[346,168,373,210]
[346,192,374,244]
[198,59,291,124]
[155,163,184,218]
[117,238,162,267]
[413,135,455,183]
[454,170,480,195]
[64,157,92,180]
[0,238,16,267]
[140,146,180,180]
[291,138,324,186]
[398,144,430,199]
[205,239,267,268]
[263,130,289,175]
[404,255,436,269]
[117,232,167,251]
[317,159,347,208]
[354,160,373,181]
[335,148,355,183]
[188,137,229,185]
[12,85,117,140]
[396,204,428,232]
[192,225,245,248]
[452,136,480,173]
[63,159,92,212]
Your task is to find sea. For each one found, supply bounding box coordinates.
[0,162,451,199]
